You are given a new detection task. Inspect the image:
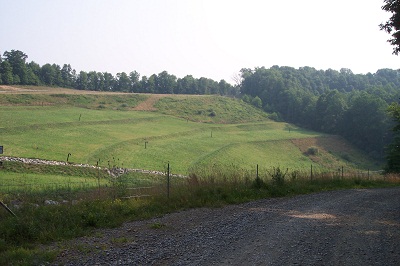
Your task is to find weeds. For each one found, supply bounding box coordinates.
[268,167,288,186]
[149,222,167,229]
[0,164,399,265]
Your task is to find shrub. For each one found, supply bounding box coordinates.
[269,112,282,122]
[209,110,216,117]
[251,176,267,189]
[269,167,287,186]
[341,153,351,162]
[306,146,319,156]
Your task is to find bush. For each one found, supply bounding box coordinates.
[209,110,216,117]
[306,146,319,156]
[251,176,267,189]
[269,112,282,122]
[269,167,287,186]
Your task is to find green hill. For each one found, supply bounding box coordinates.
[0,86,380,175]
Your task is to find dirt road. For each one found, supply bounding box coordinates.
[54,187,400,265]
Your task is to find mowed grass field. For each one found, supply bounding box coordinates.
[0,89,376,176]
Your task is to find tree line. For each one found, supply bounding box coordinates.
[239,66,400,161]
[1,49,400,165]
[0,50,237,96]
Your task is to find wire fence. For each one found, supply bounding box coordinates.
[0,163,392,202]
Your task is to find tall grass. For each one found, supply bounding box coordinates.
[0,163,399,265]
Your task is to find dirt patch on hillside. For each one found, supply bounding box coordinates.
[0,85,49,93]
[291,136,354,155]
[291,135,366,167]
[133,94,166,111]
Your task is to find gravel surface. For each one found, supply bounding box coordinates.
[51,187,400,265]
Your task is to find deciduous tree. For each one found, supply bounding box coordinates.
[386,102,400,172]
[380,0,400,54]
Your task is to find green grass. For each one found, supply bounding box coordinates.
[1,168,398,265]
[0,92,379,176]
[0,88,395,265]
[0,104,330,174]
[0,161,169,198]
[155,96,269,123]
[0,93,147,110]
[0,154,398,266]
[88,122,322,174]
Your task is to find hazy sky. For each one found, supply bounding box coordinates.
[0,0,398,83]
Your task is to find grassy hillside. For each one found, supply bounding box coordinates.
[0,86,379,176]
[0,86,390,265]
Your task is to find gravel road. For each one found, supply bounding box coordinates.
[53,187,400,265]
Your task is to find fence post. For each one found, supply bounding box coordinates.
[167,162,170,199]
[0,201,16,217]
[310,164,313,180]
[256,164,259,180]
[341,166,344,179]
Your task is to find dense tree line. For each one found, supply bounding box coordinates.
[239,66,400,160]
[0,50,237,96]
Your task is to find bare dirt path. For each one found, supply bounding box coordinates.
[52,187,400,265]
[133,94,165,111]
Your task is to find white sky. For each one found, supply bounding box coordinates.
[0,0,398,83]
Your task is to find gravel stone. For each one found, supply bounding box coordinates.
[50,187,400,266]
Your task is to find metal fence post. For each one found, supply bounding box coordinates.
[167,163,170,199]
[341,166,344,179]
[256,164,259,180]
[311,164,313,180]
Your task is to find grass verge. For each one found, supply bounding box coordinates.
[0,166,399,265]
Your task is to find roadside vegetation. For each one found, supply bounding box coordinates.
[0,161,399,265]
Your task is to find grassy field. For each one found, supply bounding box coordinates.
[0,86,380,196]
[0,86,396,265]
[0,89,378,176]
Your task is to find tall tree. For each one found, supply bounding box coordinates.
[380,0,400,54]
[0,61,13,84]
[343,92,389,158]
[129,71,140,92]
[3,50,29,84]
[103,72,115,91]
[61,64,75,87]
[116,72,131,91]
[315,90,347,133]
[76,71,88,90]
[27,61,41,85]
[40,64,56,85]
[157,71,176,94]
[386,102,400,172]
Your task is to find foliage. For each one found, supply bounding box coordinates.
[306,146,319,155]
[0,164,398,265]
[0,50,236,96]
[380,0,400,55]
[385,102,400,172]
[1,49,399,163]
[268,166,287,186]
[239,66,394,160]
